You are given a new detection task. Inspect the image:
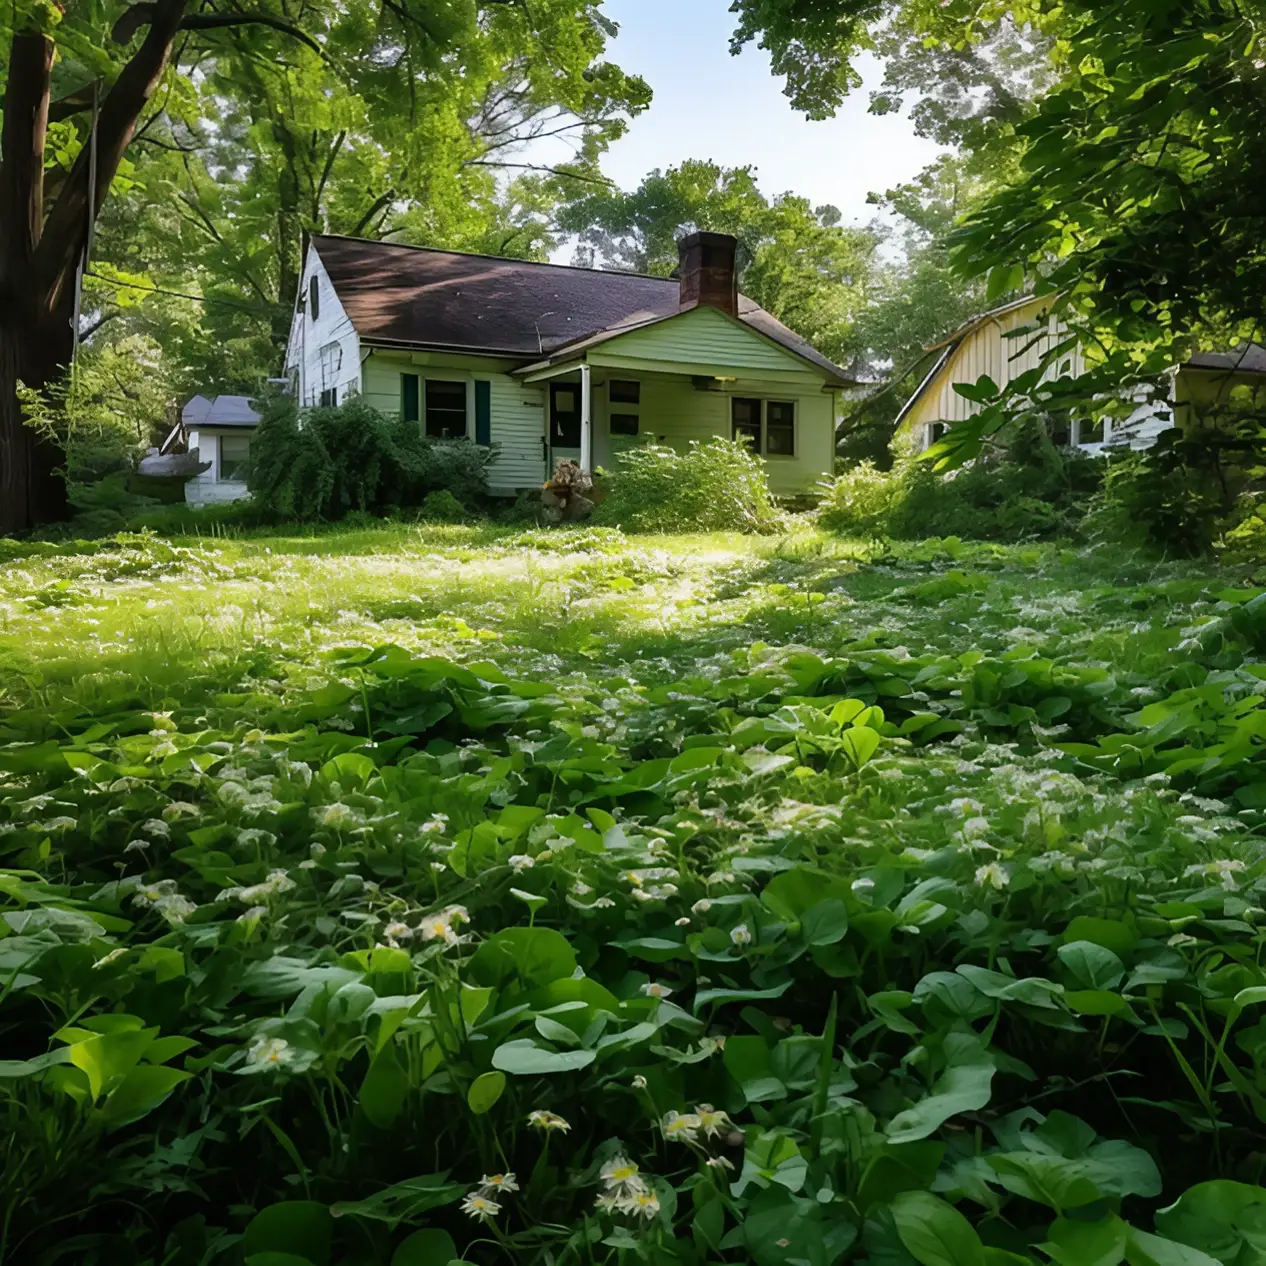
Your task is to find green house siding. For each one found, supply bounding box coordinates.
[362,349,545,490]
[358,309,838,497]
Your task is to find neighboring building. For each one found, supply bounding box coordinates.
[169,395,261,505]
[283,232,857,496]
[895,295,1266,453]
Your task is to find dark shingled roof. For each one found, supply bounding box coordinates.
[310,234,853,384]
[1186,345,1266,375]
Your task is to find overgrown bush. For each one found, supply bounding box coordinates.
[595,436,782,534]
[823,420,1103,541]
[248,395,494,522]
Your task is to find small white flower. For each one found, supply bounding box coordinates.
[246,1036,294,1068]
[318,802,354,828]
[142,818,170,838]
[691,898,712,915]
[974,863,1009,890]
[706,1155,735,1171]
[621,1189,661,1220]
[421,812,450,835]
[508,854,535,873]
[675,916,691,926]
[238,905,268,923]
[528,1109,571,1132]
[44,816,78,832]
[661,1110,702,1143]
[460,1193,501,1221]
[641,981,673,999]
[694,1104,730,1138]
[383,921,413,941]
[729,924,752,947]
[572,880,594,896]
[631,1074,648,1090]
[479,1172,519,1195]
[592,897,616,909]
[419,904,470,946]
[600,1155,645,1195]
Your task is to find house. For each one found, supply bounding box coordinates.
[283,232,856,497]
[895,295,1266,453]
[163,395,261,505]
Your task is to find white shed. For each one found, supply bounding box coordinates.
[181,395,261,505]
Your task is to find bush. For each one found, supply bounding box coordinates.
[822,421,1104,542]
[594,436,782,534]
[418,490,469,523]
[247,395,494,522]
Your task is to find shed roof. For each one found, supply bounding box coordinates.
[310,234,855,385]
[181,395,261,427]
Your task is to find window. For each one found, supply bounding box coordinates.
[308,275,320,322]
[219,434,250,482]
[926,421,948,449]
[765,401,795,456]
[402,373,420,422]
[319,387,337,407]
[732,397,762,449]
[608,379,640,437]
[550,383,581,448]
[732,398,794,456]
[1048,416,1072,447]
[1077,417,1106,445]
[426,379,467,439]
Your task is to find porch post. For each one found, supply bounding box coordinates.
[580,362,592,472]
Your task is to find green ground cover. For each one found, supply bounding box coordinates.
[4,523,1266,1265]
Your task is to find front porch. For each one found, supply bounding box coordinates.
[517,361,838,498]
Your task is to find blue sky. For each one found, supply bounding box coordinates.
[564,0,945,229]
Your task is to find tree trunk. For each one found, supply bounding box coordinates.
[0,2,189,534]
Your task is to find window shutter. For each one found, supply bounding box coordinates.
[475,380,492,445]
[402,373,420,422]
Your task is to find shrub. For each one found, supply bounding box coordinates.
[247,395,494,521]
[822,421,1104,542]
[418,490,469,523]
[594,436,782,534]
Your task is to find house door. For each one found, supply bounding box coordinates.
[549,382,582,471]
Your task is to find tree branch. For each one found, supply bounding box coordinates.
[47,80,106,123]
[179,11,325,56]
[463,160,612,185]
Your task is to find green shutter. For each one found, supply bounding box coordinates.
[402,373,420,422]
[475,380,492,446]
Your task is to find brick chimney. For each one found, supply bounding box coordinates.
[677,231,738,317]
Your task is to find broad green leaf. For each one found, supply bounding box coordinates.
[100,1065,192,1128]
[1058,941,1126,991]
[1155,1180,1266,1262]
[890,1191,986,1266]
[392,1230,457,1266]
[887,1062,995,1144]
[360,1042,410,1128]
[467,1071,506,1115]
[1126,1228,1222,1266]
[469,928,577,990]
[244,1202,333,1266]
[491,1039,595,1075]
[840,725,881,770]
[1042,1215,1128,1266]
[331,1175,462,1226]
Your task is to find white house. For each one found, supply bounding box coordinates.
[174,395,261,505]
[282,232,857,497]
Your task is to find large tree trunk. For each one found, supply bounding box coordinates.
[0,2,189,535]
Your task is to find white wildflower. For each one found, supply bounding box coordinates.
[246,1036,294,1069]
[641,981,673,1000]
[729,924,752,946]
[460,1193,501,1221]
[974,863,1009,890]
[527,1109,571,1133]
[419,904,470,946]
[508,854,535,873]
[479,1172,519,1195]
[600,1155,646,1196]
[661,1110,702,1143]
[694,1104,731,1138]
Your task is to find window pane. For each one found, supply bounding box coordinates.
[1078,417,1106,444]
[219,435,250,482]
[309,276,320,322]
[766,401,795,455]
[402,374,420,422]
[732,397,761,449]
[554,387,577,412]
[426,379,466,439]
[610,413,639,436]
[927,421,948,447]
[1048,416,1071,447]
[609,379,640,404]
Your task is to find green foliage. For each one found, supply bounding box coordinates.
[6,524,1266,1263]
[595,437,782,534]
[247,396,492,523]
[825,425,1103,541]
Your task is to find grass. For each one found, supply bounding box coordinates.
[4,520,1266,1265]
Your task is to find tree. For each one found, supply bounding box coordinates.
[0,0,649,534]
[558,159,878,367]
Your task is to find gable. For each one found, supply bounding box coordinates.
[588,305,827,381]
[902,297,1082,431]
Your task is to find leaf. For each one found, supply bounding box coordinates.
[360,1041,410,1129]
[693,981,793,1012]
[392,1230,458,1266]
[889,1191,986,1266]
[244,1202,333,1266]
[468,928,577,990]
[467,1070,506,1115]
[1155,1179,1266,1262]
[1125,1228,1222,1266]
[886,1062,995,1144]
[840,725,881,770]
[1042,1215,1129,1266]
[331,1175,462,1226]
[986,264,1024,302]
[1058,941,1126,991]
[100,1064,192,1128]
[490,1039,595,1075]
